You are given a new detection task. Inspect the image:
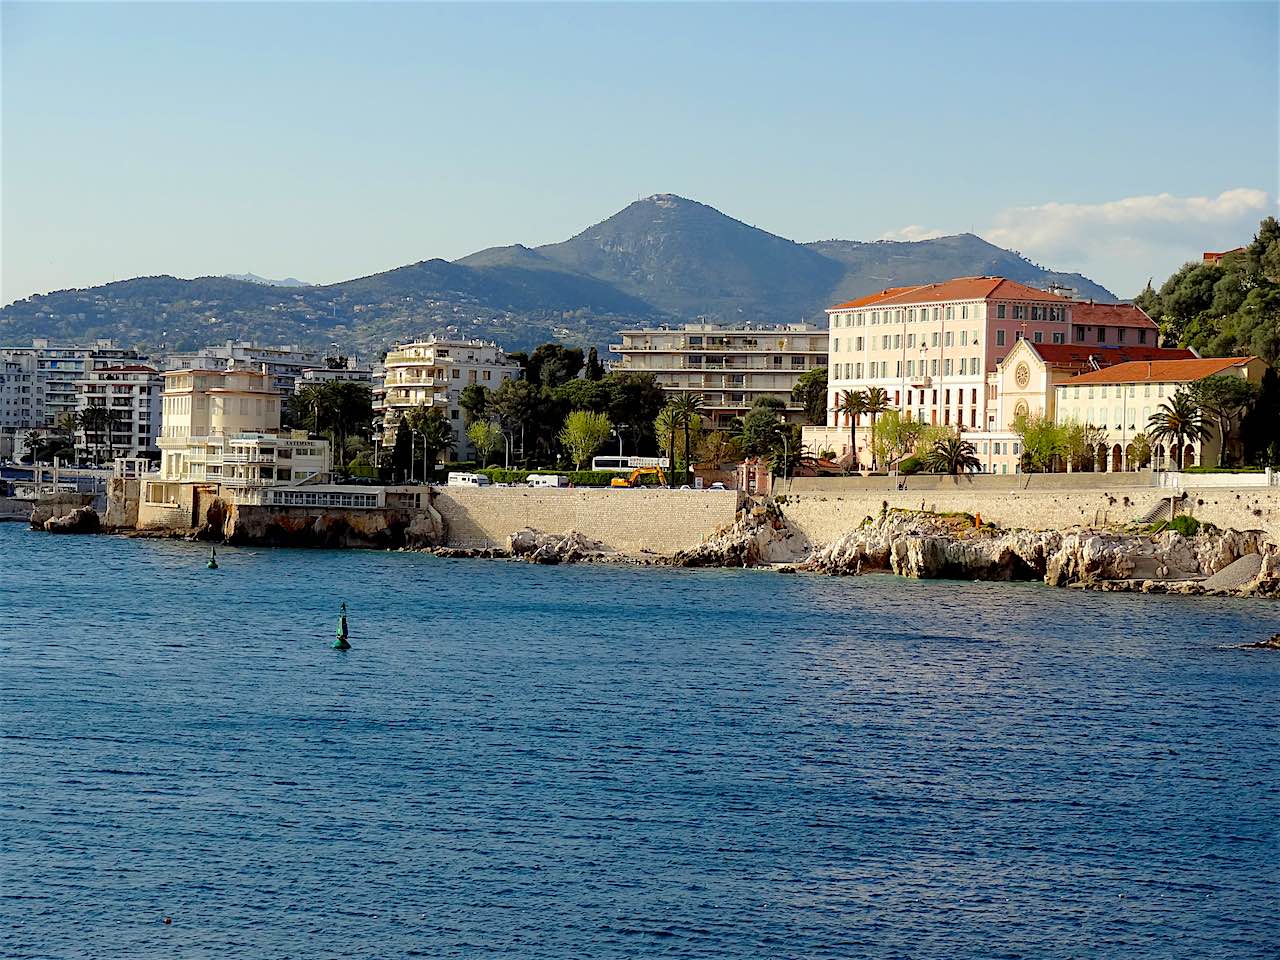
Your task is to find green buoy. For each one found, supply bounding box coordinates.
[332,601,351,650]
[207,545,218,570]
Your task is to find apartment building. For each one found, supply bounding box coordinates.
[0,339,148,429]
[164,341,326,395]
[376,338,521,459]
[612,323,828,429]
[74,364,163,459]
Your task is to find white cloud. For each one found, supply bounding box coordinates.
[984,188,1273,294]
[878,224,947,242]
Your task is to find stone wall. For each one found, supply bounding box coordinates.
[780,472,1156,494]
[104,478,141,530]
[434,487,742,554]
[780,486,1280,547]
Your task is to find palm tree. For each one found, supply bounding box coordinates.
[1147,390,1210,469]
[832,389,867,469]
[654,405,680,488]
[101,407,126,464]
[924,435,981,475]
[23,429,43,463]
[292,382,328,436]
[669,393,705,485]
[863,386,891,470]
[77,405,109,464]
[404,404,455,481]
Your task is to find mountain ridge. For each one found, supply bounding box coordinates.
[1,195,1118,354]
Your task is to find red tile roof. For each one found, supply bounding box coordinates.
[1061,356,1256,386]
[1069,301,1157,329]
[1028,343,1194,367]
[828,276,1069,311]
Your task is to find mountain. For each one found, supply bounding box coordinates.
[807,233,1115,304]
[224,273,310,287]
[1,195,1119,355]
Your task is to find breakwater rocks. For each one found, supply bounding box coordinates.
[799,509,1278,597]
[509,528,618,564]
[671,501,810,568]
[38,505,102,535]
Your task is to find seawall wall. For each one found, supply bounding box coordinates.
[780,486,1280,547]
[434,488,741,554]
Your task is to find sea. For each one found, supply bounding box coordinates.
[2,522,1278,959]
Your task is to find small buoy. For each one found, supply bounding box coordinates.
[207,545,218,569]
[163,917,172,925]
[331,601,351,650]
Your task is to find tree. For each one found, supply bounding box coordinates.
[527,343,584,387]
[669,393,705,484]
[924,434,980,475]
[1147,390,1210,470]
[1241,367,1280,466]
[467,420,503,466]
[77,405,111,463]
[404,405,455,479]
[490,378,544,464]
[863,387,891,469]
[1187,374,1259,466]
[1013,411,1066,473]
[871,410,923,470]
[585,346,606,381]
[287,380,374,466]
[559,410,612,469]
[1129,432,1153,469]
[696,430,742,468]
[391,418,413,481]
[606,372,666,454]
[791,367,828,425]
[832,389,867,469]
[22,430,43,463]
[459,383,489,425]
[654,405,681,487]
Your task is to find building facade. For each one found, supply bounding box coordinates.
[149,365,331,509]
[74,364,163,460]
[163,341,326,395]
[376,338,521,459]
[612,323,828,429]
[807,277,1161,471]
[1053,356,1265,471]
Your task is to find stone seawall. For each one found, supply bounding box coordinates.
[780,486,1280,546]
[434,488,741,554]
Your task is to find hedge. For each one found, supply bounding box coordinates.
[471,467,664,487]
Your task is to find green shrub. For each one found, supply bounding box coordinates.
[1153,515,1201,536]
[472,467,655,487]
[1182,465,1263,474]
[898,455,924,476]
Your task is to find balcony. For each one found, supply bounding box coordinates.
[910,375,933,388]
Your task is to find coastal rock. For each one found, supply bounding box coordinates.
[671,500,809,568]
[405,504,447,548]
[29,493,96,529]
[42,506,101,535]
[509,528,616,564]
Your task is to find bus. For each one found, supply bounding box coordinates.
[591,455,670,473]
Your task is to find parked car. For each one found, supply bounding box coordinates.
[527,474,569,488]
[709,481,727,491]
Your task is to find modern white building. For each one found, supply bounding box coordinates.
[0,339,149,429]
[376,337,521,459]
[73,364,163,460]
[612,323,828,429]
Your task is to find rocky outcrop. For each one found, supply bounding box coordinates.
[671,500,810,568]
[799,508,1276,596]
[509,528,617,564]
[42,506,101,534]
[222,502,447,549]
[29,493,95,529]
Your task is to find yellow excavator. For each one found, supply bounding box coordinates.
[610,465,668,488]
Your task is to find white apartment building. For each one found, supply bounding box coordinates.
[612,323,828,429]
[376,338,521,459]
[297,362,375,389]
[149,365,331,509]
[74,364,163,459]
[0,339,148,429]
[164,341,326,395]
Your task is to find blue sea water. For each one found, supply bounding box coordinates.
[1,523,1278,959]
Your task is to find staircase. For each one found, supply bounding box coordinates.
[1140,494,1183,526]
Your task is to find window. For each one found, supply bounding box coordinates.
[1096,327,1106,343]
[855,363,864,378]
[997,304,1006,319]
[944,359,953,376]
[907,334,916,349]
[1034,331,1043,343]
[961,330,968,346]
[1138,329,1148,344]
[1075,327,1086,342]
[931,332,940,347]
[882,335,891,350]
[930,359,939,376]
[855,336,864,351]
[1053,332,1064,344]
[945,332,953,347]
[946,306,955,320]
[893,334,901,349]
[961,305,968,320]
[1117,328,1126,343]
[996,330,1006,347]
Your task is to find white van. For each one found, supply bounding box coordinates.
[447,472,492,488]
[527,474,569,488]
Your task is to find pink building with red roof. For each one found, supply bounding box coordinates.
[808,276,1165,472]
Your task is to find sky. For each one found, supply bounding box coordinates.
[3,1,1277,305]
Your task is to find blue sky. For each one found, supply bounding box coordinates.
[3,1,1277,304]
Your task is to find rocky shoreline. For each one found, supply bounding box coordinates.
[26,498,1280,600]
